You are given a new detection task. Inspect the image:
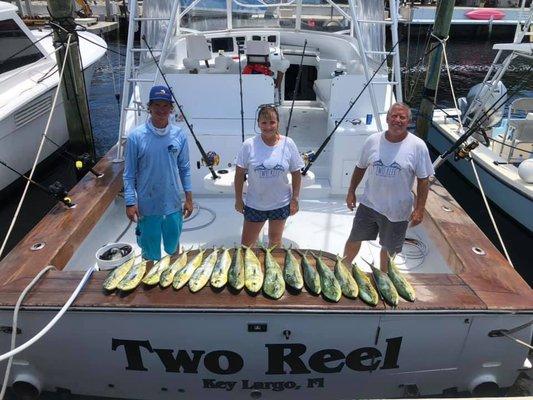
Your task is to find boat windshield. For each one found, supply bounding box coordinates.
[0,19,44,74]
[141,0,385,62]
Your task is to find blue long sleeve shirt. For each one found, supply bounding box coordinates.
[123,120,192,216]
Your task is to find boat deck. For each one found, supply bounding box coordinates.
[0,148,530,313]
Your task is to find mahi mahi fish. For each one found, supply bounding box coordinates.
[116,259,148,291]
[228,247,245,290]
[243,246,263,293]
[210,247,232,289]
[262,246,285,299]
[295,249,321,295]
[351,263,379,306]
[189,248,219,292]
[361,258,399,306]
[159,249,190,288]
[334,256,359,299]
[102,256,137,291]
[142,255,170,286]
[387,254,416,302]
[312,252,342,302]
[173,249,205,290]
[283,246,304,291]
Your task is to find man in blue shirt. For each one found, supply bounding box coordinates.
[123,85,193,261]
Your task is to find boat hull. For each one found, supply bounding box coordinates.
[428,126,533,233]
[0,65,98,193]
[0,309,530,399]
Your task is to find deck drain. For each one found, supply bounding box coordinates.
[471,246,486,256]
[30,242,45,251]
[441,205,453,212]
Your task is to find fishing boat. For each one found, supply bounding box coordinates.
[0,1,107,193]
[428,7,533,233]
[0,0,531,399]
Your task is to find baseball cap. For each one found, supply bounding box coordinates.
[149,85,173,103]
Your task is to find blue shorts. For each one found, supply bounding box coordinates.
[136,211,183,260]
[244,204,290,223]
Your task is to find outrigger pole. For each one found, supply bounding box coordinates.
[285,39,307,137]
[237,43,245,143]
[0,160,74,208]
[142,36,219,180]
[302,41,400,176]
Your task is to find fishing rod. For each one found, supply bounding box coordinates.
[430,63,533,170]
[302,40,400,175]
[285,39,307,137]
[0,160,74,208]
[142,35,219,180]
[237,43,245,143]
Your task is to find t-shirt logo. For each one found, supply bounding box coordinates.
[254,163,284,178]
[373,159,401,177]
[168,145,178,155]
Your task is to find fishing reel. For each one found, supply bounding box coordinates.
[48,181,75,208]
[197,151,220,169]
[75,153,103,178]
[75,153,93,171]
[454,140,479,161]
[301,150,316,166]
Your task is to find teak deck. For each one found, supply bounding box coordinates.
[0,147,531,312]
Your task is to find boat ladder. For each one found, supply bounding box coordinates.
[461,8,533,130]
[116,0,181,161]
[348,0,403,131]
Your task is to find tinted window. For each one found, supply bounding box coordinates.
[0,19,44,74]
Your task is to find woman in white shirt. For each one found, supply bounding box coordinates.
[235,105,304,246]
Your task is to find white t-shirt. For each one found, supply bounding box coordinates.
[357,132,435,222]
[236,135,304,211]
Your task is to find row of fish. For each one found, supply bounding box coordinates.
[102,247,416,306]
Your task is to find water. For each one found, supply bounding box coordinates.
[0,32,531,286]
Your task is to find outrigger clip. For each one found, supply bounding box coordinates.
[454,140,479,161]
[76,153,104,178]
[48,181,76,208]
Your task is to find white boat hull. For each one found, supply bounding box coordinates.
[0,60,99,193]
[428,126,533,233]
[0,309,530,399]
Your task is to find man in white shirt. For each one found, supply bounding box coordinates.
[343,103,435,272]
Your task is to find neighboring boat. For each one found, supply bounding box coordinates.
[0,1,107,193]
[0,0,530,399]
[428,9,533,233]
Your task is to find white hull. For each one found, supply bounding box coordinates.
[0,65,98,193]
[0,2,107,193]
[428,124,533,233]
[0,309,530,399]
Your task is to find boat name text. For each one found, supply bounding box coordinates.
[111,336,402,375]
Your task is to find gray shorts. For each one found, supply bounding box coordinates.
[348,204,408,255]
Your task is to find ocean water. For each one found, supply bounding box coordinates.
[0,30,531,285]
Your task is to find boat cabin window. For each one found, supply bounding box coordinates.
[0,19,44,74]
